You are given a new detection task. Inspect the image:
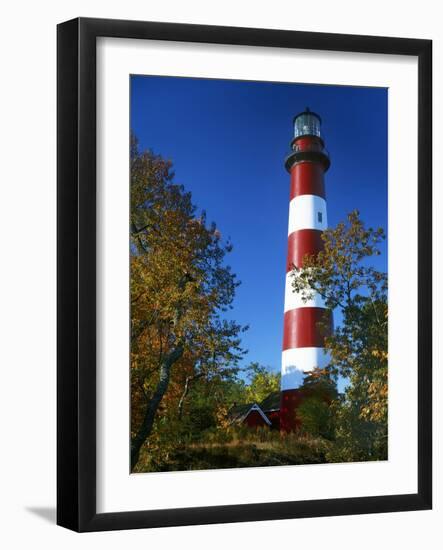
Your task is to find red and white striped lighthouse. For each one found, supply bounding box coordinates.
[280,109,333,432]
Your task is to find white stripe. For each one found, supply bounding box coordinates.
[281,347,330,391]
[288,194,327,234]
[284,271,325,311]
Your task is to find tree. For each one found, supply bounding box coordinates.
[297,397,334,439]
[291,210,388,461]
[130,135,247,469]
[297,368,337,440]
[244,362,281,404]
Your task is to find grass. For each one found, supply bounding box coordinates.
[134,426,333,473]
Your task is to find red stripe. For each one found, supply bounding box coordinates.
[293,137,323,152]
[287,229,324,272]
[283,307,333,350]
[279,389,303,432]
[290,162,325,200]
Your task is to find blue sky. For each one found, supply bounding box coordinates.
[131,75,388,381]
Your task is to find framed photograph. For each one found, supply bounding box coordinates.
[57,17,432,532]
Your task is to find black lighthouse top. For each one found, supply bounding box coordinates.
[284,108,330,173]
[293,107,322,140]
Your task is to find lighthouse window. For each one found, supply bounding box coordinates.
[318,211,323,223]
[294,113,321,138]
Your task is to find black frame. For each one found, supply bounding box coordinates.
[57,17,432,532]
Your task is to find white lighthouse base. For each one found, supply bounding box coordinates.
[281,347,330,391]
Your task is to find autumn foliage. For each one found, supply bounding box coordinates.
[130,135,246,469]
[292,210,388,461]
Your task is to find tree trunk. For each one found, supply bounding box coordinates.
[130,343,184,470]
[177,373,204,420]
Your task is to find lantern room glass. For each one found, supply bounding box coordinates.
[294,113,321,139]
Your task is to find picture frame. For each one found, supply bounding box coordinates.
[57,17,432,532]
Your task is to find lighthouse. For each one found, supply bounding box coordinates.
[280,109,333,432]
